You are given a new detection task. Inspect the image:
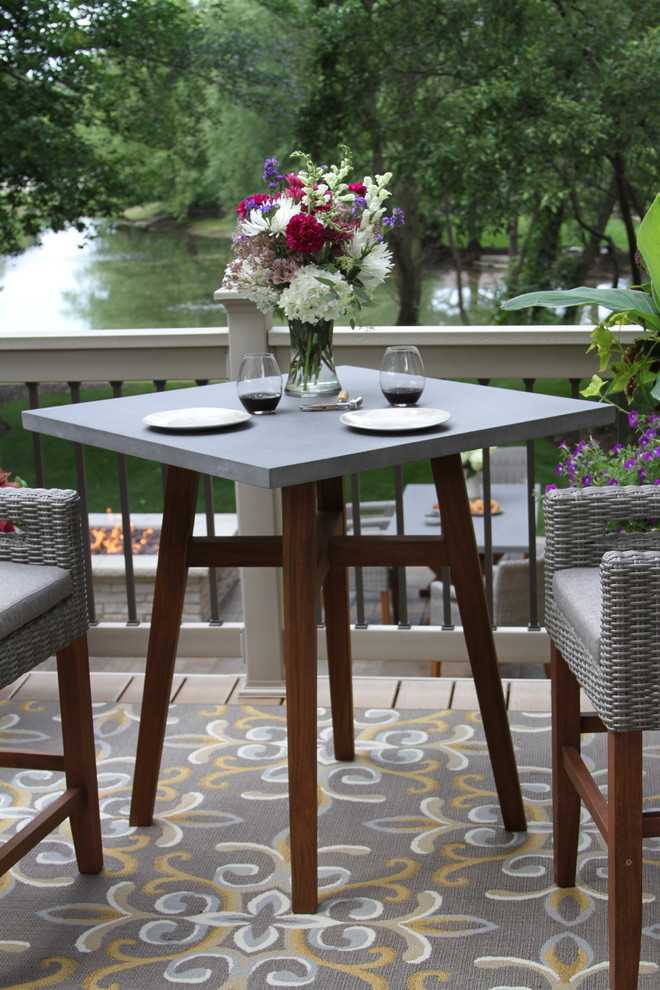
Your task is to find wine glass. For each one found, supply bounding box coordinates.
[380,346,425,406]
[237,353,283,414]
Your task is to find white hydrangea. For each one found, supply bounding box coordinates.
[228,259,279,312]
[279,266,354,323]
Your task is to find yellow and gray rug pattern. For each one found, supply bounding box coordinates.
[1,701,659,989]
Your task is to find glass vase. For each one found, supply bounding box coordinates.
[285,318,341,397]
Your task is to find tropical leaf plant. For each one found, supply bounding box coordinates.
[502,193,660,411]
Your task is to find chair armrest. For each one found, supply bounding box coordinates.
[544,485,660,576]
[0,489,87,575]
[599,548,660,664]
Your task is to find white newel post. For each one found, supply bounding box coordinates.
[214,290,286,694]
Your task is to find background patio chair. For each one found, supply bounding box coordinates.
[544,484,660,990]
[0,488,102,875]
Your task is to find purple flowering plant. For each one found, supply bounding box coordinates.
[544,411,660,531]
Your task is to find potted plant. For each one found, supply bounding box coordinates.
[502,193,660,413]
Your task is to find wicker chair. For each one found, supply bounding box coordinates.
[544,484,660,990]
[0,488,102,875]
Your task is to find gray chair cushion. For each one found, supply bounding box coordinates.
[552,567,602,659]
[0,562,72,639]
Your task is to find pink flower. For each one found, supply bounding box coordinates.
[348,181,367,197]
[235,194,271,218]
[284,173,306,201]
[0,468,19,489]
[286,214,326,253]
[0,467,20,533]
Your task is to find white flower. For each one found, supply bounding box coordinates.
[240,198,301,237]
[279,266,354,323]
[225,258,279,313]
[460,447,497,475]
[345,234,394,292]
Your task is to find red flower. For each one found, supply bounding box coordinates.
[236,194,271,218]
[348,181,367,197]
[324,223,353,244]
[286,214,326,253]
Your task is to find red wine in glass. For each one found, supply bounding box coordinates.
[239,392,281,414]
[382,386,424,406]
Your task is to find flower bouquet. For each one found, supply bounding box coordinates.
[502,193,660,412]
[222,149,403,395]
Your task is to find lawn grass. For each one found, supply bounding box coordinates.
[1,377,589,516]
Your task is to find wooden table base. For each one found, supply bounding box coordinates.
[129,452,526,913]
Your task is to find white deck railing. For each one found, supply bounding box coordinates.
[1,292,635,694]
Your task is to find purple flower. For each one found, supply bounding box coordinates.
[644,450,655,461]
[607,477,619,485]
[263,158,283,184]
[628,410,640,428]
[383,208,405,228]
[581,474,593,486]
[555,464,565,475]
[624,458,637,469]
[352,196,368,217]
[612,443,623,453]
[544,483,558,492]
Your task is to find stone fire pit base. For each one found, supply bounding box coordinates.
[89,513,239,623]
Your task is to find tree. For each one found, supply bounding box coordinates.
[291,0,660,324]
[0,0,220,255]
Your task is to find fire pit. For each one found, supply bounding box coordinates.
[88,512,239,623]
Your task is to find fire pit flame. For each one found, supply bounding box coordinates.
[90,509,158,555]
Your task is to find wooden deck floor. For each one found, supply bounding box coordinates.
[1,669,553,711]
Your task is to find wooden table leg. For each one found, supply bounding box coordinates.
[431,453,526,832]
[282,482,319,913]
[129,465,199,826]
[317,477,354,762]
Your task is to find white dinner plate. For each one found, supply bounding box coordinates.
[340,407,451,432]
[143,407,251,431]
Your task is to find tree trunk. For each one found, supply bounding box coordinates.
[613,154,642,284]
[390,182,423,325]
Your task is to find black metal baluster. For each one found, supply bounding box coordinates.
[110,381,139,625]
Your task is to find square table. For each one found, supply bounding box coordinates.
[22,365,613,913]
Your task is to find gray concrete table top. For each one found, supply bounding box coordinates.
[22,366,613,489]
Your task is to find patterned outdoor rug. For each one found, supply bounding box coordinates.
[1,700,660,990]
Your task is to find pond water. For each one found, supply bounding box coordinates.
[0,221,506,334]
